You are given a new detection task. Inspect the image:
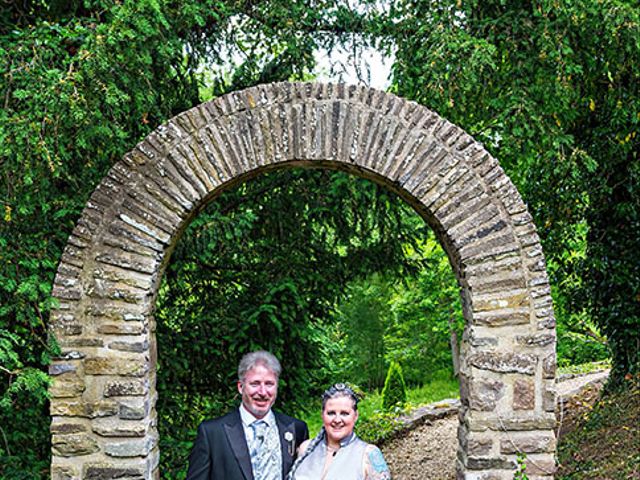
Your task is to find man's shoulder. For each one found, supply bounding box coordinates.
[274,410,306,426]
[198,409,241,430]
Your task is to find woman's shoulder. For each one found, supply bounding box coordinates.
[363,443,384,459]
[363,443,391,479]
[298,439,311,456]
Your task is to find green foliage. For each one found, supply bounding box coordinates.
[0,1,389,475]
[514,453,530,480]
[2,0,638,476]
[381,361,407,411]
[557,360,610,377]
[155,168,425,475]
[332,275,392,390]
[385,237,464,384]
[355,410,403,445]
[389,0,639,386]
[329,233,463,390]
[1,1,200,475]
[557,374,640,478]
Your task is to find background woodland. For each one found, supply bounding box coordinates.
[1,0,638,477]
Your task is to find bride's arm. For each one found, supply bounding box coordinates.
[363,444,391,480]
[297,439,311,457]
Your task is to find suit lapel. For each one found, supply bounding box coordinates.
[224,412,253,480]
[275,413,296,479]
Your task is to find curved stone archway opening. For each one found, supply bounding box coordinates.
[49,82,557,480]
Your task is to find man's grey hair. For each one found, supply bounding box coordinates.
[237,350,282,383]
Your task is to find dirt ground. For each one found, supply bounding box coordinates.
[381,370,610,479]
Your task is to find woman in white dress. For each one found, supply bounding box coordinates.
[287,383,391,480]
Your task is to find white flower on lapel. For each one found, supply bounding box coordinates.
[284,431,295,456]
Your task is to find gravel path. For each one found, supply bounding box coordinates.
[382,416,458,480]
[380,370,609,479]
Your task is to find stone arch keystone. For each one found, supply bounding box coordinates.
[49,82,557,479]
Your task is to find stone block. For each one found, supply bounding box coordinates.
[104,437,155,458]
[470,379,506,411]
[84,357,148,377]
[513,379,535,410]
[51,464,80,480]
[60,245,85,268]
[50,400,118,418]
[104,379,148,397]
[524,457,557,476]
[86,304,123,320]
[542,353,556,379]
[501,433,557,455]
[93,418,147,437]
[535,306,554,318]
[468,335,499,347]
[469,414,557,432]
[59,337,104,348]
[105,224,164,255]
[109,340,149,353]
[516,334,555,348]
[543,385,556,412]
[52,433,100,457]
[95,252,156,275]
[50,322,83,336]
[469,272,526,293]
[119,400,149,420]
[97,322,145,335]
[472,473,509,480]
[119,204,174,243]
[467,436,494,456]
[51,423,88,434]
[537,315,556,329]
[51,284,82,301]
[55,350,86,360]
[83,463,145,480]
[466,457,516,470]
[469,352,538,375]
[56,261,82,278]
[461,237,519,263]
[88,279,146,303]
[474,309,530,327]
[50,373,85,398]
[473,291,529,312]
[49,363,77,376]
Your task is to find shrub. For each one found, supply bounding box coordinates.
[356,411,403,445]
[381,361,407,411]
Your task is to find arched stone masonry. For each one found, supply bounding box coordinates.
[49,82,557,479]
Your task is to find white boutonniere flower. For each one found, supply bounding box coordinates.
[284,431,295,456]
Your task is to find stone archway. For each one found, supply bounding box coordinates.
[49,82,557,479]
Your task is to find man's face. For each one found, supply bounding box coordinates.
[237,364,278,419]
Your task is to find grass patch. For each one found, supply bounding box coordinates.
[557,374,640,479]
[557,359,611,377]
[406,376,460,406]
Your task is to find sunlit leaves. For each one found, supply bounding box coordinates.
[389,0,639,387]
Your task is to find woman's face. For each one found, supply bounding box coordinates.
[322,396,358,446]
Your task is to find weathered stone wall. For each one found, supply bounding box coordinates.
[49,82,557,479]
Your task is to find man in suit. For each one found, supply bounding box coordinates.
[186,350,309,480]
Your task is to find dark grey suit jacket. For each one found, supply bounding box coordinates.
[186,409,309,480]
